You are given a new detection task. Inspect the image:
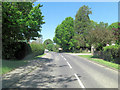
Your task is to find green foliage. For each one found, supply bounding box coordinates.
[72,35,86,48]
[73,5,92,52]
[43,39,53,48]
[2,2,45,59]
[108,22,119,30]
[74,5,92,35]
[53,44,60,52]
[86,27,114,50]
[2,42,32,60]
[79,55,119,69]
[2,2,44,43]
[53,17,74,51]
[96,22,108,29]
[46,44,54,51]
[103,45,120,64]
[108,22,120,44]
[30,42,44,56]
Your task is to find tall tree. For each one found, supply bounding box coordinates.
[73,5,92,51]
[53,17,74,51]
[2,2,45,44]
[2,2,45,59]
[74,5,92,35]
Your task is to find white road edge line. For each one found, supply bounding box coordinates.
[66,61,72,69]
[74,73,85,88]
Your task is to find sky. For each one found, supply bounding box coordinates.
[34,2,118,42]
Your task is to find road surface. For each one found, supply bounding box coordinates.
[2,52,118,88]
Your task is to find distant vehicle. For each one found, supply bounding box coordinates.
[45,49,49,53]
[58,48,62,53]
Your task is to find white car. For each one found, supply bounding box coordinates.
[45,49,49,53]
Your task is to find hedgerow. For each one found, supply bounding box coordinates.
[102,45,120,64]
[30,42,45,56]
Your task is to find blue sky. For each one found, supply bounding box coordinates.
[34,2,118,42]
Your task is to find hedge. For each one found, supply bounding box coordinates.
[2,42,32,60]
[103,45,120,64]
[94,45,120,64]
[30,42,45,56]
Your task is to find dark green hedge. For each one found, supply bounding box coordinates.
[30,42,45,56]
[103,45,120,64]
[2,42,32,60]
[94,45,120,64]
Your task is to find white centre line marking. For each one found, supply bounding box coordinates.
[74,73,85,88]
[66,61,72,69]
[64,58,66,61]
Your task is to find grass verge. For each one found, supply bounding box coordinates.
[2,53,46,75]
[79,55,119,70]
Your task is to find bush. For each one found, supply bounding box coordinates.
[46,44,54,51]
[53,44,60,52]
[15,42,32,60]
[30,42,45,56]
[2,42,32,60]
[100,45,120,64]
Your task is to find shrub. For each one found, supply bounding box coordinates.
[53,44,60,52]
[103,45,120,64]
[30,42,45,56]
[15,42,32,60]
[2,42,32,60]
[46,44,54,51]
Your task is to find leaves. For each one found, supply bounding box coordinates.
[86,27,114,50]
[2,2,45,44]
[53,17,74,51]
[74,5,92,35]
[108,22,120,44]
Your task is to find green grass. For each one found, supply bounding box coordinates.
[79,55,119,70]
[2,54,46,75]
[2,59,28,75]
[35,53,46,58]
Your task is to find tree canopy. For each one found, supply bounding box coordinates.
[44,39,53,46]
[86,27,114,50]
[2,2,45,45]
[53,17,74,51]
[108,22,120,44]
[74,5,92,35]
[2,2,45,59]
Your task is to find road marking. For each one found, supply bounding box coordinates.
[64,57,66,61]
[74,73,85,88]
[66,61,72,69]
[61,55,63,58]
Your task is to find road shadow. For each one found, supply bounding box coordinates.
[58,65,68,67]
[2,55,78,88]
[2,57,54,88]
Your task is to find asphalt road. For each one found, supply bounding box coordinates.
[50,52,118,88]
[3,52,118,88]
